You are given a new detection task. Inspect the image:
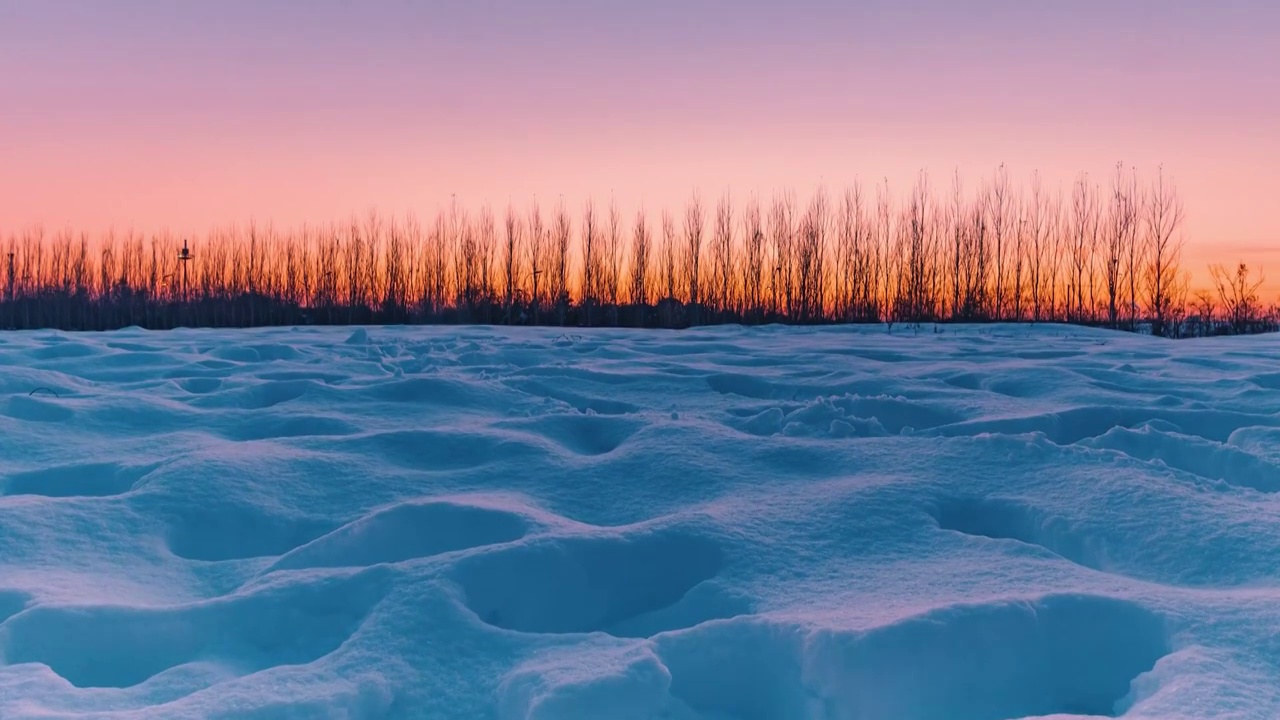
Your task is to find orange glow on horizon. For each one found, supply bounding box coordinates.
[3,2,1277,298]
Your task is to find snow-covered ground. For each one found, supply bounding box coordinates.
[1,323,1279,719]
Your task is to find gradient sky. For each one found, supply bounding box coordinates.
[2,0,1278,291]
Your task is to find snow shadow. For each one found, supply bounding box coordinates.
[455,530,744,638]
[657,594,1168,720]
[931,496,1106,572]
[0,573,386,689]
[2,461,155,498]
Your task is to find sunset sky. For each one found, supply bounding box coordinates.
[2,0,1277,292]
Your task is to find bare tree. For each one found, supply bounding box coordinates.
[1103,162,1137,328]
[1125,175,1147,328]
[343,219,365,320]
[769,191,796,317]
[456,207,480,317]
[580,199,600,317]
[502,204,522,322]
[682,192,705,313]
[1068,174,1096,322]
[1168,269,1190,338]
[629,208,651,308]
[742,196,765,321]
[476,206,497,311]
[834,186,859,320]
[421,214,444,314]
[1026,171,1050,321]
[876,180,900,325]
[386,216,412,316]
[1144,166,1185,337]
[551,200,571,322]
[947,170,966,319]
[1045,186,1066,321]
[987,164,1012,319]
[1084,184,1103,323]
[606,200,623,309]
[363,213,383,320]
[1192,288,1216,334]
[955,178,991,320]
[849,183,876,321]
[712,192,735,315]
[660,210,677,303]
[1210,262,1265,334]
[796,188,831,322]
[527,202,546,318]
[897,172,939,322]
[1010,188,1027,321]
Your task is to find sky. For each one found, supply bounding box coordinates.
[1,0,1277,292]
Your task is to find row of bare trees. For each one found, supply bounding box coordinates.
[3,165,1276,336]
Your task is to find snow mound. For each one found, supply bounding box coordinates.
[1,323,1279,717]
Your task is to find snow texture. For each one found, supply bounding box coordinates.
[1,323,1278,719]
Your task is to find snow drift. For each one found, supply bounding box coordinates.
[1,323,1278,718]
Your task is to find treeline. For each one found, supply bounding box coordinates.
[3,164,1277,337]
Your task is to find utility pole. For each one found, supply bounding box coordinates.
[178,239,192,301]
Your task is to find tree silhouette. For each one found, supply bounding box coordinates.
[0,165,1272,336]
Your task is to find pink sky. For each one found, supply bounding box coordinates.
[2,0,1277,295]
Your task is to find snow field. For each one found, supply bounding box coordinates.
[1,323,1279,719]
